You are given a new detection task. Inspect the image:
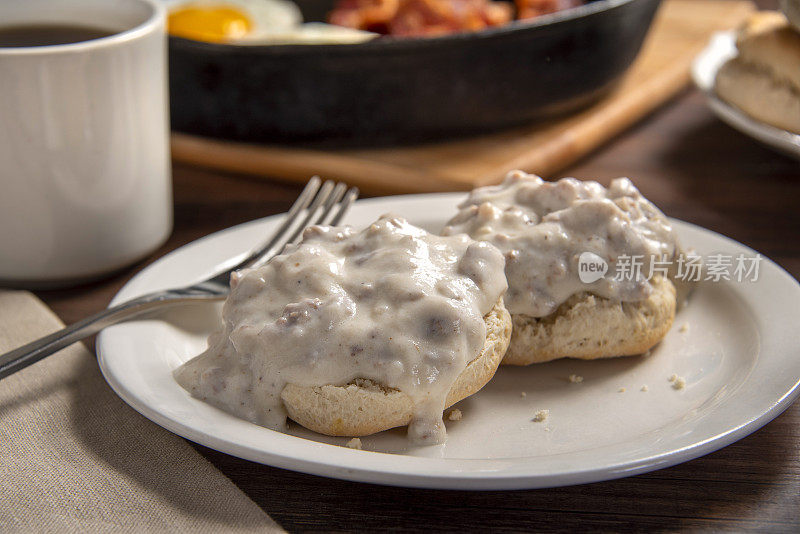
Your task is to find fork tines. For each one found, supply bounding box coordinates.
[246,178,358,271]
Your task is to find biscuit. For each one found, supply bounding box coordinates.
[281,299,512,436]
[503,276,676,365]
[714,11,800,134]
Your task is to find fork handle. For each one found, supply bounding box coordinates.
[0,294,206,380]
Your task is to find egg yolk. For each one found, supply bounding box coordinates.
[168,4,252,43]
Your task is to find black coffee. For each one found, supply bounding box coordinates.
[0,24,116,47]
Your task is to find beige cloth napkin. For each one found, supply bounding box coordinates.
[0,290,283,533]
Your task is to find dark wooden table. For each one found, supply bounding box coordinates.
[34,10,800,534]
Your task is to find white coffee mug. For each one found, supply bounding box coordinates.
[0,0,172,286]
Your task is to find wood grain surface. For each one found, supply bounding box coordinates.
[170,0,756,194]
[29,0,800,531]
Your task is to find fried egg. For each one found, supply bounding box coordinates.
[242,23,378,44]
[167,0,302,43]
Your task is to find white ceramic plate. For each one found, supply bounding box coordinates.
[692,31,800,160]
[97,194,800,490]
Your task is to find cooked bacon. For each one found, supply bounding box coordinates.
[515,0,582,20]
[329,0,513,36]
[328,0,582,37]
[328,0,400,34]
[392,0,513,36]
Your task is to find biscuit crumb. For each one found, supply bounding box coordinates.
[618,387,626,393]
[641,385,649,392]
[544,427,551,432]
[668,374,677,382]
[520,392,527,398]
[672,376,686,390]
[447,408,463,421]
[532,409,549,423]
[345,438,362,450]
[679,322,689,333]
[568,374,584,383]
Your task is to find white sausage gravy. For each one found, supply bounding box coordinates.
[175,215,507,444]
[442,171,682,318]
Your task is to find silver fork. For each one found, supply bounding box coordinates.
[0,178,358,380]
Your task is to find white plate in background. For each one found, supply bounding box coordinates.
[97,194,800,490]
[692,31,800,160]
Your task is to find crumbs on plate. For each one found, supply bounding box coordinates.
[532,409,549,423]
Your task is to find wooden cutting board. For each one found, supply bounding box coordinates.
[171,0,755,194]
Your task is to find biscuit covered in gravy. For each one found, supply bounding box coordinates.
[175,215,508,444]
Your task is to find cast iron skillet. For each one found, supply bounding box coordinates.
[169,0,662,146]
